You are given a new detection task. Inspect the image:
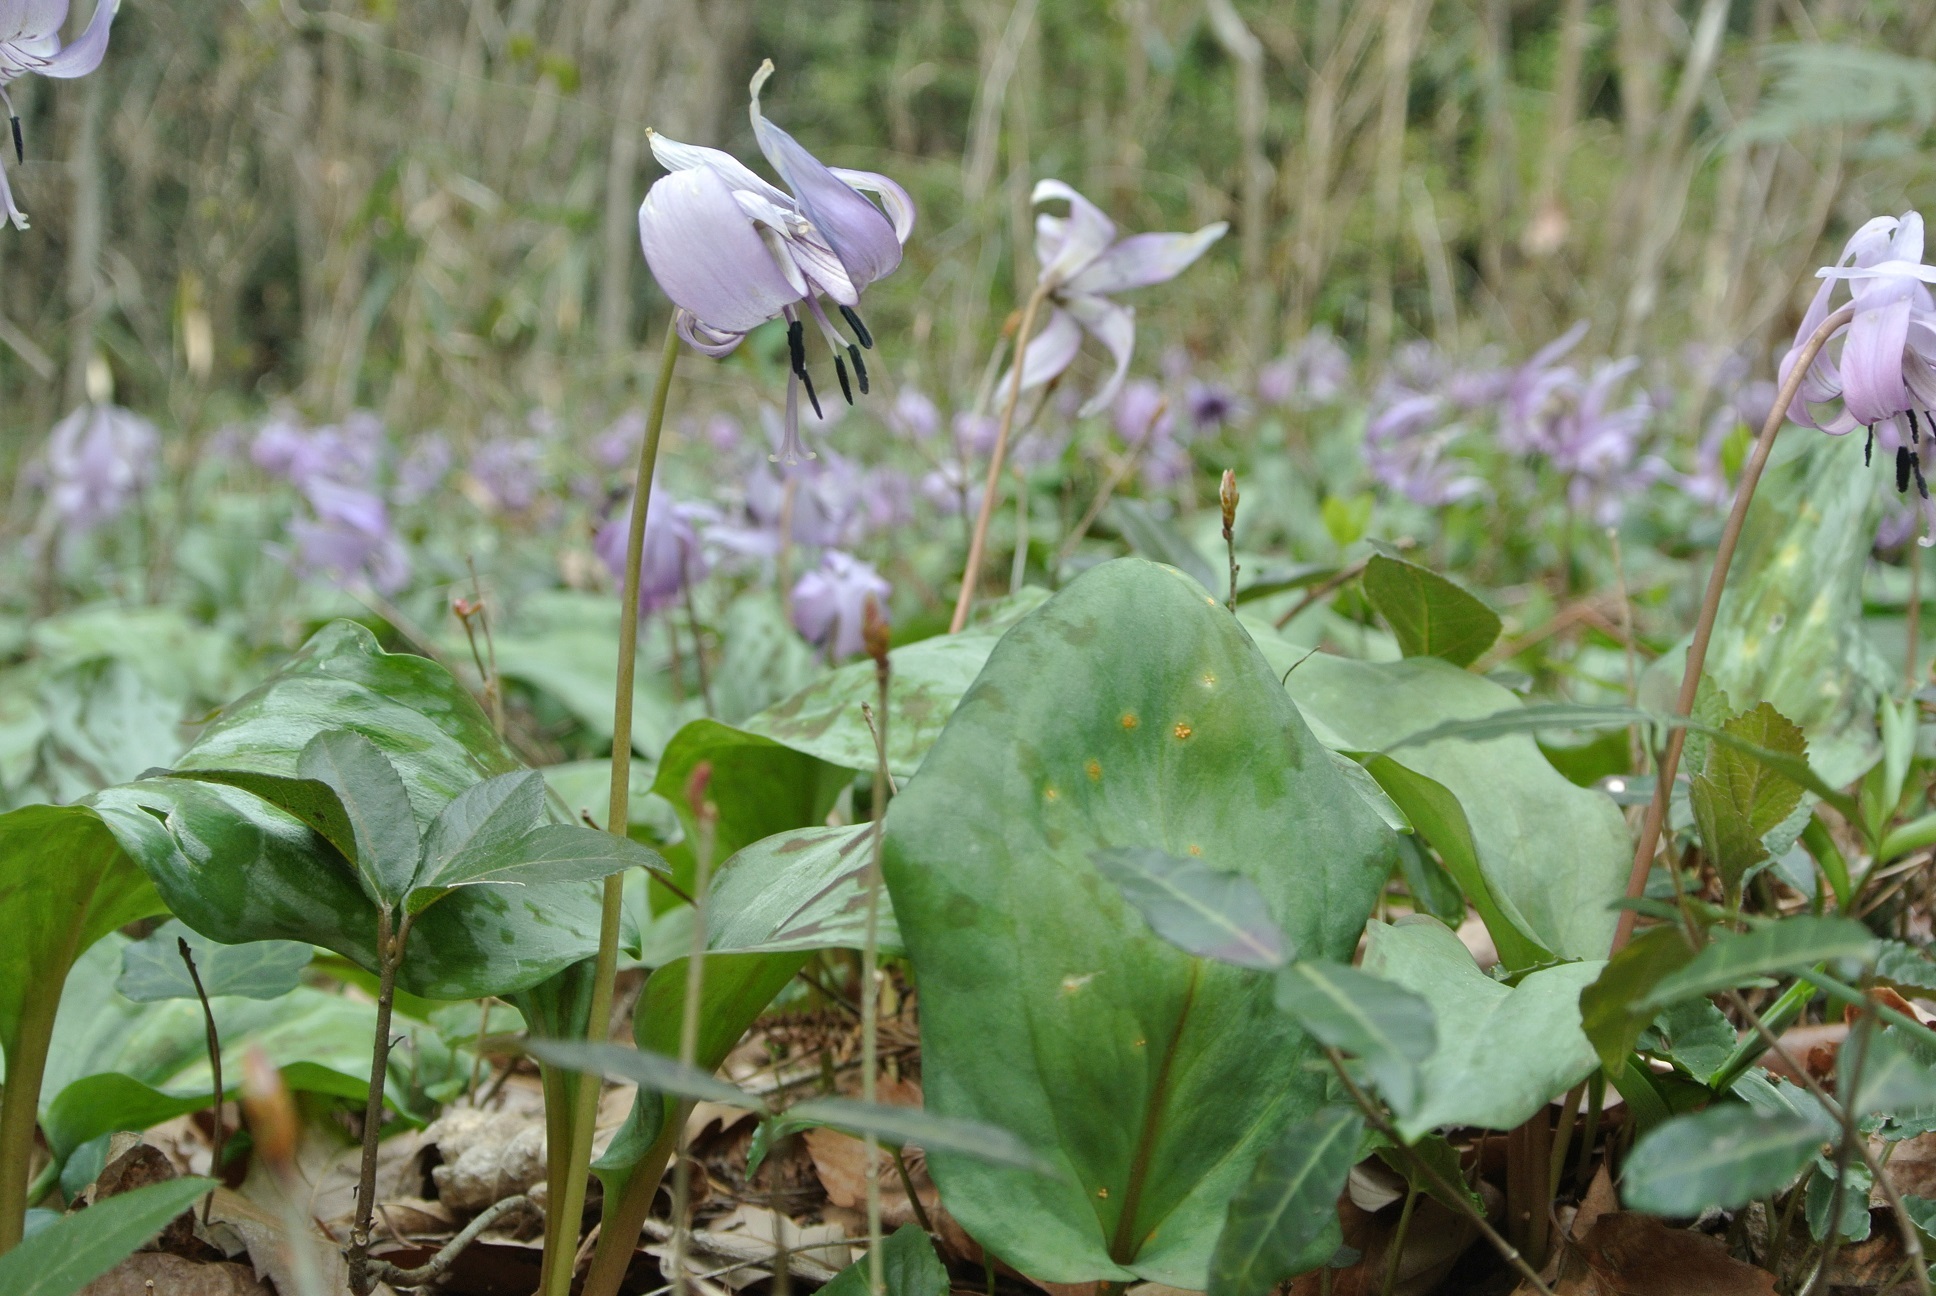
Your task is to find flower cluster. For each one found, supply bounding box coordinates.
[30,402,158,537]
[252,411,412,594]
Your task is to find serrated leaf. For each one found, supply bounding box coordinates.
[0,1177,215,1296]
[1643,917,1877,1010]
[116,920,311,1003]
[297,729,421,906]
[1691,702,1808,892]
[784,1098,1053,1174]
[1274,960,1435,1118]
[1805,1157,1873,1242]
[1206,1107,1362,1296]
[1623,1106,1825,1214]
[1092,847,1292,970]
[1878,941,1936,993]
[1579,925,1702,1073]
[1361,555,1500,668]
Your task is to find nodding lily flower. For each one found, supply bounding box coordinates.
[792,549,891,660]
[1778,211,1936,541]
[637,60,914,463]
[1003,181,1226,417]
[32,401,157,534]
[0,0,116,230]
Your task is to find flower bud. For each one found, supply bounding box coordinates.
[240,1047,298,1175]
[1219,469,1239,536]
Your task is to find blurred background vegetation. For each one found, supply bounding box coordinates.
[4,0,1936,466]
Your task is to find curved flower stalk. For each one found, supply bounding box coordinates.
[1777,211,1936,542]
[0,0,116,230]
[1002,180,1227,418]
[637,60,914,463]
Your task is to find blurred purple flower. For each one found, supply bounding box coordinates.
[252,410,382,492]
[952,411,999,458]
[1258,329,1352,409]
[1543,359,1662,525]
[1112,378,1174,446]
[791,550,890,659]
[919,461,981,517]
[34,402,158,533]
[593,412,646,470]
[638,61,914,462]
[0,0,115,230]
[471,437,544,513]
[394,434,452,505]
[890,388,941,441]
[289,479,410,594]
[1363,394,1484,507]
[704,415,742,453]
[1185,381,1244,433]
[594,487,718,614]
[1256,356,1295,407]
[1002,180,1226,417]
[1501,322,1588,453]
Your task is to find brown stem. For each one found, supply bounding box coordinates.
[1275,558,1370,630]
[176,939,225,1224]
[951,282,1052,633]
[366,1194,534,1288]
[1611,302,1856,953]
[861,635,893,1295]
[348,909,407,1296]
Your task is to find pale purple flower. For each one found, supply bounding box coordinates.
[471,437,544,513]
[394,434,451,505]
[1256,356,1296,407]
[1002,181,1226,417]
[289,480,409,594]
[638,61,914,463]
[1362,394,1484,508]
[705,415,742,453]
[1777,211,1936,540]
[1501,322,1589,454]
[1543,359,1661,525]
[952,411,999,458]
[791,550,889,659]
[1257,331,1352,409]
[252,411,381,492]
[1185,381,1243,433]
[593,412,646,470]
[1112,378,1174,446]
[890,388,941,442]
[33,402,157,533]
[918,461,981,518]
[595,487,718,615]
[0,0,115,230]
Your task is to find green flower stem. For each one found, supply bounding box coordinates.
[1612,302,1855,954]
[0,991,59,1252]
[541,321,681,1296]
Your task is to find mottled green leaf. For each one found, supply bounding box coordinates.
[116,920,311,1003]
[706,824,900,956]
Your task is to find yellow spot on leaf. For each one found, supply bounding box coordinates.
[1085,759,1102,781]
[1044,785,1060,802]
[1187,844,1203,857]
[1097,1186,1110,1199]
[1121,713,1139,730]
[1173,722,1193,740]
[1060,973,1096,995]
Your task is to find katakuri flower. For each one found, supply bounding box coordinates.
[1777,211,1936,540]
[1003,181,1226,417]
[594,487,719,615]
[791,550,890,659]
[638,61,914,463]
[1,0,116,230]
[33,401,157,533]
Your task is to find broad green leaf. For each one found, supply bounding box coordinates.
[1805,1156,1872,1242]
[652,719,849,866]
[1691,702,1808,893]
[157,769,357,863]
[407,825,666,914]
[1643,917,1877,1009]
[1642,998,1738,1082]
[1361,555,1500,667]
[1622,1106,1826,1213]
[91,778,600,1000]
[1093,847,1292,970]
[0,804,166,1246]
[0,1177,214,1296]
[525,1039,747,1105]
[1274,960,1435,1119]
[1878,941,1936,993]
[711,590,824,726]
[1361,917,1602,1140]
[1206,1107,1361,1296]
[1276,654,1627,963]
[1841,1027,1936,1121]
[116,920,311,1002]
[785,1098,1054,1173]
[416,771,547,892]
[884,560,1398,1285]
[1691,430,1889,788]
[817,1224,950,1296]
[1579,925,1702,1074]
[33,658,187,800]
[706,824,902,956]
[297,729,421,905]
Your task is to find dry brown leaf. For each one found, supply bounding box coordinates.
[1572,1164,1618,1241]
[78,1253,271,1296]
[1574,1212,1775,1295]
[200,1186,351,1295]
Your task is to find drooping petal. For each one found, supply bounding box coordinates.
[829,167,915,245]
[647,131,792,209]
[1031,179,1116,288]
[33,0,109,77]
[994,306,1083,399]
[1063,293,1137,417]
[1819,260,1936,285]
[748,62,903,291]
[1842,296,1913,426]
[674,309,745,357]
[1063,222,1229,296]
[639,166,801,335]
[0,151,26,230]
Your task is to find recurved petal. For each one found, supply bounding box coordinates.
[1063,222,1229,296]
[993,306,1083,400]
[1031,179,1116,288]
[1842,296,1913,426]
[34,0,110,77]
[648,130,791,208]
[639,167,800,336]
[748,62,903,290]
[675,309,746,357]
[829,166,915,245]
[1819,260,1936,284]
[0,152,25,230]
[1063,293,1137,417]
